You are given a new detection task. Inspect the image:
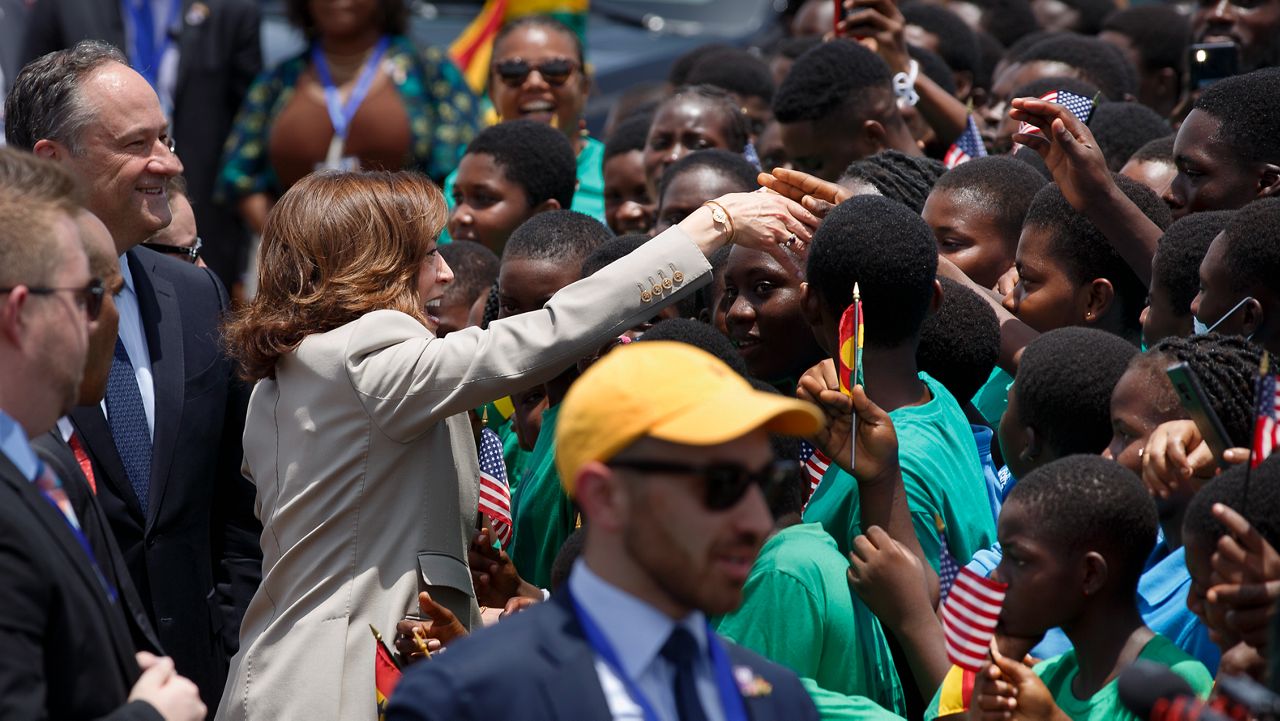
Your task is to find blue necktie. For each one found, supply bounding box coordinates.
[661,628,710,721]
[106,338,152,514]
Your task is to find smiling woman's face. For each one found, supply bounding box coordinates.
[488,24,589,139]
[416,241,455,331]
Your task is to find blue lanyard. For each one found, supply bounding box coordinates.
[34,482,119,605]
[311,36,390,142]
[123,0,181,89]
[568,590,750,721]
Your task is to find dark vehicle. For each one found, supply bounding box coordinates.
[261,0,787,132]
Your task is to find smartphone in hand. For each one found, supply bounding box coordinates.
[1188,41,1239,90]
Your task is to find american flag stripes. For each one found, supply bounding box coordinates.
[797,441,830,507]
[937,522,960,602]
[940,567,1008,672]
[943,115,988,168]
[477,427,514,547]
[1252,355,1279,468]
[1015,89,1096,140]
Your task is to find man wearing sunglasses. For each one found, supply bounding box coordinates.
[390,342,822,721]
[8,41,261,713]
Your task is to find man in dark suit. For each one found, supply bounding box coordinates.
[22,0,262,291]
[389,342,825,721]
[0,147,205,721]
[5,42,262,714]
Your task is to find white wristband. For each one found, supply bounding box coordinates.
[893,59,920,107]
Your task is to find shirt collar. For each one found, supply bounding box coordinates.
[568,559,709,681]
[0,408,40,482]
[118,252,136,295]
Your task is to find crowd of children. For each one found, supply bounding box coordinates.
[386,3,1280,720]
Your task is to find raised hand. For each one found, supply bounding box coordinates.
[1140,420,1249,498]
[796,360,901,485]
[972,642,1067,721]
[1008,97,1112,211]
[758,167,852,219]
[848,526,930,630]
[469,527,543,609]
[1207,503,1280,648]
[837,0,910,73]
[395,591,469,664]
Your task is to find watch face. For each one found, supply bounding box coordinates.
[711,207,727,223]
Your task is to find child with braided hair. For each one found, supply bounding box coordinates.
[836,150,947,214]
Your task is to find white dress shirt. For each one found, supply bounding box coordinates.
[102,254,155,440]
[568,560,727,721]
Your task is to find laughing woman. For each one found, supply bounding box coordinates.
[215,169,818,720]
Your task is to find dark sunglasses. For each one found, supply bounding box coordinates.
[607,459,800,511]
[141,236,202,263]
[494,57,578,87]
[0,277,105,320]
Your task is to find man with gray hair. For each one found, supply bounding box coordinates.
[0,147,205,721]
[5,42,261,714]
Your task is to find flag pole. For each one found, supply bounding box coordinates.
[1243,352,1270,509]
[852,283,862,472]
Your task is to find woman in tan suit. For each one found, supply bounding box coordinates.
[214,169,817,720]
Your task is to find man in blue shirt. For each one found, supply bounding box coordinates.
[0,147,204,720]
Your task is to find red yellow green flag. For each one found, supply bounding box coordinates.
[372,625,402,719]
[837,284,863,395]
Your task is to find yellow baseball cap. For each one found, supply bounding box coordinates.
[555,341,825,494]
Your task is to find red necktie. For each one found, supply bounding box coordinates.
[68,432,96,494]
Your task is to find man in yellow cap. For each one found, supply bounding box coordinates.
[389,341,823,721]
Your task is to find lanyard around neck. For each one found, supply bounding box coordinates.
[567,588,750,721]
[311,36,391,142]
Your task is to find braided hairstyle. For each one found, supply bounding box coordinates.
[837,150,948,213]
[481,281,500,329]
[1146,333,1263,448]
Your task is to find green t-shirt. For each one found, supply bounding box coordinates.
[714,523,906,717]
[800,678,907,721]
[802,372,996,571]
[972,366,1014,429]
[505,403,576,589]
[1035,634,1213,720]
[439,135,606,244]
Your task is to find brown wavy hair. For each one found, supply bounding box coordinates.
[224,170,446,381]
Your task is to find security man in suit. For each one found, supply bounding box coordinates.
[389,341,825,721]
[0,147,205,721]
[6,41,261,714]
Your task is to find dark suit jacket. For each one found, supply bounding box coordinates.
[32,431,163,658]
[67,248,261,713]
[387,593,821,721]
[0,452,163,721]
[22,0,262,288]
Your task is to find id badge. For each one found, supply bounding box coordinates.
[316,135,360,172]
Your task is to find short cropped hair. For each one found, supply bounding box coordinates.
[503,210,612,265]
[909,45,958,96]
[1220,197,1280,297]
[1185,455,1280,549]
[1193,68,1280,166]
[659,149,759,201]
[806,195,938,347]
[1151,210,1233,323]
[1015,327,1138,454]
[581,233,649,277]
[1101,6,1191,76]
[839,150,947,213]
[1088,102,1171,172]
[902,3,981,76]
[5,40,128,152]
[0,148,83,287]
[1019,33,1138,101]
[1129,135,1175,165]
[686,48,776,103]
[439,240,499,309]
[604,114,653,161]
[1007,454,1157,593]
[917,277,1000,402]
[464,120,578,210]
[773,40,894,124]
[1023,176,1170,339]
[932,155,1048,249]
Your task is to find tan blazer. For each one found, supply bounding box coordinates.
[216,227,712,720]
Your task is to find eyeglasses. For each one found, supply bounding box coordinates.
[141,236,201,263]
[0,277,105,320]
[607,459,800,511]
[494,57,579,87]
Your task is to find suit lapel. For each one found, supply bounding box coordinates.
[539,595,615,719]
[0,454,138,675]
[127,251,184,529]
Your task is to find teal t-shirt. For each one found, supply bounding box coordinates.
[439,134,606,244]
[1034,634,1213,720]
[505,403,576,589]
[802,372,996,571]
[714,523,906,717]
[972,366,1014,429]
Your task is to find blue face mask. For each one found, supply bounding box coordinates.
[1192,295,1254,336]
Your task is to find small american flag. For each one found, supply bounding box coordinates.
[1252,354,1279,468]
[940,566,1007,672]
[797,441,830,508]
[477,427,513,547]
[1016,89,1096,140]
[943,115,988,168]
[937,520,960,602]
